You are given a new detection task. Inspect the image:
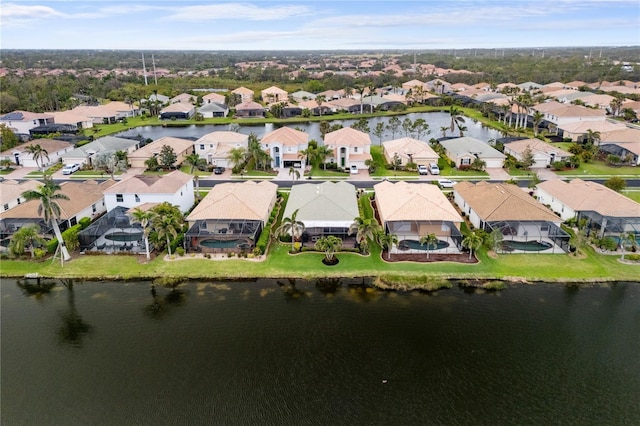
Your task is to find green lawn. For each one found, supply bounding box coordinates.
[622,190,640,203]
[555,161,640,176]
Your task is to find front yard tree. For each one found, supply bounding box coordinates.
[184,153,207,200]
[604,176,626,193]
[159,145,177,169]
[22,177,71,265]
[227,147,247,171]
[94,151,128,180]
[9,224,45,258]
[521,146,535,170]
[25,144,49,172]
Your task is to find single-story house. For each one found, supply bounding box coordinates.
[382,137,439,167]
[185,181,278,252]
[374,181,463,254]
[71,102,139,124]
[290,90,317,102]
[0,180,40,213]
[260,126,309,169]
[324,127,372,170]
[0,179,115,240]
[536,179,640,237]
[103,170,194,213]
[235,101,265,118]
[360,95,405,111]
[198,102,229,118]
[298,100,333,116]
[1,139,74,168]
[50,111,94,130]
[454,181,569,253]
[170,93,196,104]
[557,120,627,142]
[282,181,359,245]
[439,137,505,169]
[61,136,141,167]
[327,98,373,114]
[600,142,640,166]
[0,110,55,135]
[194,131,249,167]
[282,103,303,118]
[159,102,195,120]
[261,86,288,104]
[128,137,195,169]
[503,138,572,168]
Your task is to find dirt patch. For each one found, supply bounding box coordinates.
[384,251,478,263]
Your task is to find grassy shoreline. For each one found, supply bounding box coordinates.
[2,243,638,289]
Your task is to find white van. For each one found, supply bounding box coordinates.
[350,164,358,174]
[429,163,440,175]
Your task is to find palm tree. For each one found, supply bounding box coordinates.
[153,212,182,257]
[584,129,601,148]
[462,231,483,260]
[348,216,381,254]
[25,144,49,172]
[276,209,305,252]
[130,207,154,261]
[420,233,438,259]
[449,106,466,135]
[316,145,333,170]
[620,232,637,261]
[532,111,544,136]
[315,94,326,116]
[22,178,71,264]
[377,230,398,260]
[440,126,449,139]
[315,235,342,263]
[488,229,504,253]
[289,166,300,181]
[569,228,587,257]
[227,147,247,170]
[9,224,45,258]
[183,153,207,200]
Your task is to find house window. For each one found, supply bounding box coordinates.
[92,204,97,213]
[354,147,358,153]
[461,158,471,165]
[541,225,549,232]
[17,199,21,204]
[70,217,77,226]
[3,203,8,211]
[200,144,205,150]
[116,194,124,203]
[135,194,140,202]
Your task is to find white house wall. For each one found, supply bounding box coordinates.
[535,188,576,221]
[105,182,195,213]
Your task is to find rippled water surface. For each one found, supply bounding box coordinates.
[2,279,639,425]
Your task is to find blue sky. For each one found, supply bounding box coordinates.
[1,1,638,50]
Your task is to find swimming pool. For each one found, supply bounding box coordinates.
[105,232,143,242]
[200,239,250,249]
[398,239,450,251]
[502,240,553,252]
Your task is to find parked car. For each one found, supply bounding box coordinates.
[62,163,80,175]
[438,179,457,188]
[418,165,429,175]
[214,166,225,175]
[350,164,358,174]
[429,163,440,175]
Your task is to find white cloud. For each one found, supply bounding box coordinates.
[166,3,313,22]
[0,3,65,26]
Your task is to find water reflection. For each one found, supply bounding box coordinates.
[57,279,93,348]
[144,281,188,319]
[16,278,56,299]
[277,278,307,300]
[315,277,342,294]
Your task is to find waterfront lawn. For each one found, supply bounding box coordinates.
[2,241,638,283]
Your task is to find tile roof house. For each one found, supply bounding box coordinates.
[170,93,196,104]
[557,120,627,141]
[503,138,572,168]
[231,87,255,103]
[261,86,288,104]
[1,139,74,169]
[185,181,278,252]
[536,179,640,237]
[103,170,194,213]
[327,97,373,114]
[374,181,463,253]
[61,136,141,167]
[203,92,226,105]
[0,110,55,135]
[382,137,439,167]
[599,128,640,165]
[532,102,606,131]
[290,90,317,102]
[260,127,309,169]
[71,101,139,124]
[323,127,372,171]
[282,181,359,245]
[0,180,115,238]
[454,181,568,253]
[128,136,195,169]
[194,131,249,167]
[440,137,505,169]
[234,101,265,118]
[0,180,40,213]
[49,110,94,130]
[198,102,229,118]
[159,102,195,120]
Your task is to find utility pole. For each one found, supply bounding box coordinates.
[152,54,158,86]
[142,53,148,86]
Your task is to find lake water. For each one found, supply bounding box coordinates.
[116,112,502,143]
[2,279,639,425]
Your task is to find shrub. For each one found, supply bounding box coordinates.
[175,247,185,256]
[47,238,58,254]
[625,254,640,261]
[33,248,47,259]
[79,217,91,230]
